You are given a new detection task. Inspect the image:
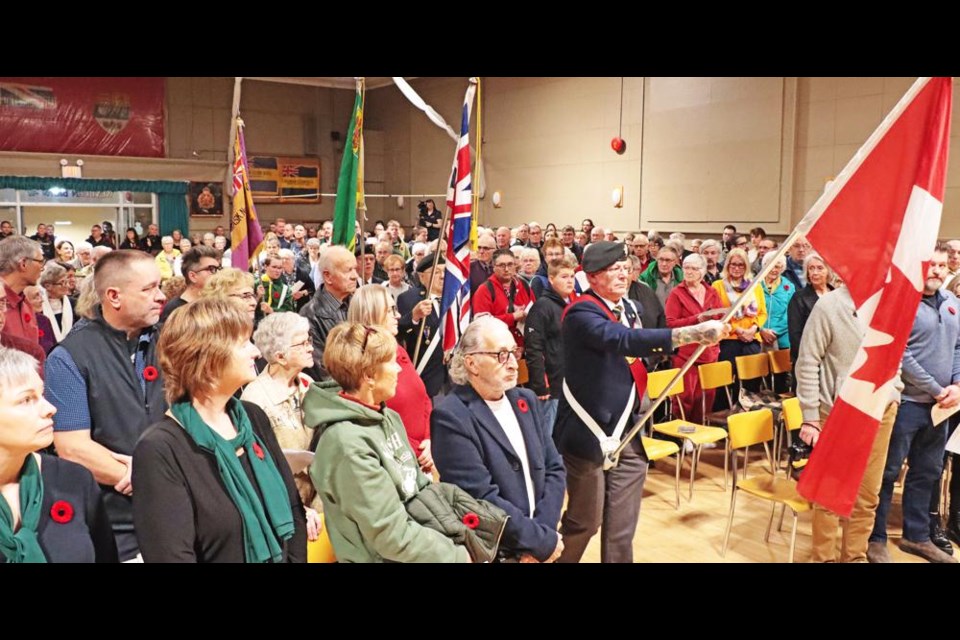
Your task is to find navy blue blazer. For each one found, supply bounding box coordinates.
[554,290,674,464]
[397,285,447,397]
[431,385,566,561]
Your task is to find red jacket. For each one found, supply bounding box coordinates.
[664,283,722,365]
[471,275,536,347]
[386,346,431,454]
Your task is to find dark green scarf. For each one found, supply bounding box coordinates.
[0,454,47,563]
[171,399,295,563]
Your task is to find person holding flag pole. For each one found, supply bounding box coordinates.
[588,77,952,562]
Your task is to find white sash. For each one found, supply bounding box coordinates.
[42,294,73,343]
[563,378,636,457]
[415,298,441,376]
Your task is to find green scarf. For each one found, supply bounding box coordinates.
[170,399,295,563]
[0,455,47,563]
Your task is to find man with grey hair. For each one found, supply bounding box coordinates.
[699,239,723,284]
[300,245,357,380]
[556,241,727,563]
[46,249,168,561]
[590,227,605,245]
[495,226,512,251]
[432,315,567,562]
[513,223,530,247]
[527,223,544,251]
[1,235,43,345]
[73,241,93,270]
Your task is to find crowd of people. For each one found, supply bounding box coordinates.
[2,212,959,564]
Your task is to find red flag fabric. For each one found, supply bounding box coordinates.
[797,77,953,516]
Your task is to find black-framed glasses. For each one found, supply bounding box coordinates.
[494,262,515,270]
[24,257,44,266]
[229,291,258,301]
[467,348,523,364]
[193,265,223,275]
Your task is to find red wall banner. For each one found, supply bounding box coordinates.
[0,77,165,157]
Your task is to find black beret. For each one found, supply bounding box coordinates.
[581,241,629,274]
[416,254,446,272]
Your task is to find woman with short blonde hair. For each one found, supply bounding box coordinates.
[133,297,306,563]
[201,268,258,323]
[348,284,433,472]
[304,322,469,563]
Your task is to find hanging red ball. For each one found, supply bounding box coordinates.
[611,137,626,154]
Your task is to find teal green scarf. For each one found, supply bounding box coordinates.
[0,455,47,563]
[171,399,295,563]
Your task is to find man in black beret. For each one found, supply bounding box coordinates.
[555,241,729,563]
[397,253,449,397]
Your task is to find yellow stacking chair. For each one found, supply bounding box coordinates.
[307,513,337,563]
[647,368,729,499]
[698,360,739,428]
[641,436,682,509]
[721,409,811,563]
[767,348,794,398]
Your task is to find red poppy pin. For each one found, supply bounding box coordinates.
[784,285,790,292]
[462,512,480,529]
[517,398,529,413]
[300,376,309,388]
[37,329,44,338]
[950,307,957,316]
[24,312,31,323]
[50,500,74,524]
[252,442,265,460]
[273,291,280,300]
[143,366,159,382]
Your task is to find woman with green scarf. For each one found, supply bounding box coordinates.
[0,347,117,563]
[133,297,306,562]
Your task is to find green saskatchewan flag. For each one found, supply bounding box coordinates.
[332,83,364,250]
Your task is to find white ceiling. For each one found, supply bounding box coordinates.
[243,77,404,90]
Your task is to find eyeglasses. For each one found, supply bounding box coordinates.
[193,265,223,275]
[728,262,747,269]
[24,257,44,266]
[51,279,68,287]
[494,262,515,270]
[289,338,312,351]
[467,348,523,364]
[229,292,258,301]
[478,246,495,252]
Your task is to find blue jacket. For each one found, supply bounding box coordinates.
[554,290,674,464]
[760,277,796,349]
[432,385,566,561]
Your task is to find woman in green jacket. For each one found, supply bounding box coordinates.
[305,322,470,563]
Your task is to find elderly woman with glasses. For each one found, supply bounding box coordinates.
[37,263,74,347]
[304,322,470,562]
[241,312,323,542]
[712,248,767,400]
[787,253,834,372]
[349,284,434,473]
[133,298,307,563]
[665,253,724,423]
[0,347,117,563]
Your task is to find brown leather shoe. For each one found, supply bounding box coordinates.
[867,541,892,563]
[899,538,959,563]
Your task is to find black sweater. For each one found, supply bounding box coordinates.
[524,288,568,398]
[0,455,117,564]
[132,401,307,563]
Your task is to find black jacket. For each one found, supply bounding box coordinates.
[628,280,666,329]
[787,283,834,367]
[397,285,448,397]
[524,287,567,398]
[299,286,351,380]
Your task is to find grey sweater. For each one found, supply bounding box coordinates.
[796,287,902,422]
[901,290,960,404]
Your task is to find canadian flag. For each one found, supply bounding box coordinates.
[797,77,953,516]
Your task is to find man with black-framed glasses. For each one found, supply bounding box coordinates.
[472,248,536,350]
[160,245,222,322]
[0,235,44,346]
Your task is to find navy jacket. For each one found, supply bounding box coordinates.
[554,290,674,464]
[397,284,447,397]
[432,385,566,561]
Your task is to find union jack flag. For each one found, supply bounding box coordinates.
[281,165,300,178]
[439,81,477,353]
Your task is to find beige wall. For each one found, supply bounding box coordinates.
[2,77,958,241]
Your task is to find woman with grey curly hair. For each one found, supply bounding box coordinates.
[39,262,74,344]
